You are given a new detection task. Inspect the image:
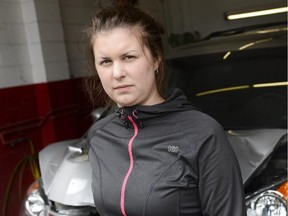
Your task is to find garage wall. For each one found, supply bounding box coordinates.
[0,0,70,89]
[0,0,35,88]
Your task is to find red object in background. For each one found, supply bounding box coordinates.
[277,181,288,199]
[0,78,94,216]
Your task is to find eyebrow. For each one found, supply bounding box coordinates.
[95,56,109,60]
[95,50,139,59]
[122,50,138,55]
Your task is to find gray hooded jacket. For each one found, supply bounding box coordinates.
[87,88,246,216]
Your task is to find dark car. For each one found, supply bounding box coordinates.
[167,22,287,216]
[22,22,287,216]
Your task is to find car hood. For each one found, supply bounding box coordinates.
[39,138,94,206]
[226,128,286,186]
[39,129,286,206]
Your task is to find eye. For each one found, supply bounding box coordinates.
[99,59,112,66]
[123,55,136,61]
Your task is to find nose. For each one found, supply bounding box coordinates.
[112,62,126,79]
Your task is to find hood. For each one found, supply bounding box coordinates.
[116,88,197,128]
[39,139,94,206]
[226,129,287,186]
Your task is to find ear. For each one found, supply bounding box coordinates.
[154,57,161,70]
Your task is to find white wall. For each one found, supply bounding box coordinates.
[0,0,34,87]
[34,0,70,82]
[0,0,70,89]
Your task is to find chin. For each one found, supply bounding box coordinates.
[117,103,136,107]
[116,100,138,107]
[114,96,137,107]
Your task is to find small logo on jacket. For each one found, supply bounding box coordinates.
[168,145,179,153]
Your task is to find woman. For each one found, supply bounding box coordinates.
[84,4,246,216]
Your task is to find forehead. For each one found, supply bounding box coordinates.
[92,27,153,58]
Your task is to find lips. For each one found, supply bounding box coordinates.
[114,84,133,92]
[114,84,132,90]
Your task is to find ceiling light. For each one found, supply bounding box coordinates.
[225,4,288,20]
[253,81,288,88]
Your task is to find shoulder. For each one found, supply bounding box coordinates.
[175,109,223,137]
[174,109,231,154]
[87,113,116,143]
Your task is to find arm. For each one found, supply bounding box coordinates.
[196,122,247,216]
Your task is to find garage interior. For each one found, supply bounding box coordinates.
[0,0,286,215]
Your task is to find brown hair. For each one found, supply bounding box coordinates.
[83,5,167,107]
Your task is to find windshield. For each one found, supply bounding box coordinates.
[168,45,287,129]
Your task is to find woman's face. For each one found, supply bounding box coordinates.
[92,27,163,107]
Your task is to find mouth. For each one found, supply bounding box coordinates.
[114,84,132,91]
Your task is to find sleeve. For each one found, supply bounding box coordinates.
[196,122,247,216]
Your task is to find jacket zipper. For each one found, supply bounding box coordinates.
[120,115,139,216]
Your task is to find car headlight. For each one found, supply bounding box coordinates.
[246,190,287,216]
[24,179,46,216]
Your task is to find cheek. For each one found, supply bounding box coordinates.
[140,63,156,82]
[134,59,155,76]
[97,69,111,87]
[96,66,107,80]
